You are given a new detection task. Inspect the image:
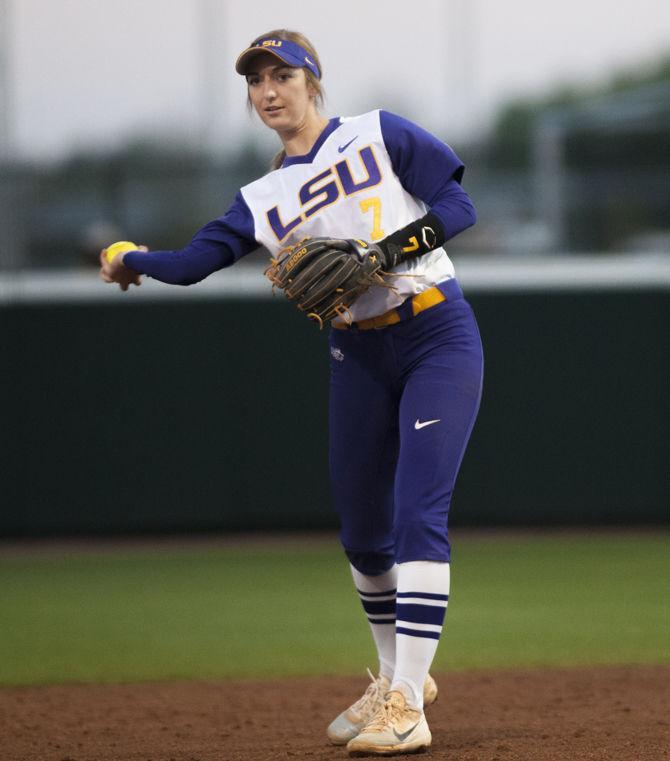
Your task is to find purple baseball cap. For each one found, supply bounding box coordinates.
[235,37,321,79]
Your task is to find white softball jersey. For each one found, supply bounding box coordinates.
[239,110,459,322]
[123,110,471,325]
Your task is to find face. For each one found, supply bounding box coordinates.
[246,52,318,134]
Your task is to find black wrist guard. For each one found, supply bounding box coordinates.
[377,212,446,269]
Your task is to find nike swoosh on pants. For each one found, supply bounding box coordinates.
[414,419,440,430]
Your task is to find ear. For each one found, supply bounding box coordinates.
[305,74,318,99]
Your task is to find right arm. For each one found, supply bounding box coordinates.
[99,191,257,289]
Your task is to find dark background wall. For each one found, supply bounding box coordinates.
[2,288,668,536]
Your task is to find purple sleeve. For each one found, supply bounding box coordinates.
[379,110,476,240]
[123,192,257,285]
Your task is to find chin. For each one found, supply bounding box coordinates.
[266,119,297,134]
[263,112,284,124]
[264,114,295,132]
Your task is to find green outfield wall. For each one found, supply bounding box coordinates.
[2,268,668,535]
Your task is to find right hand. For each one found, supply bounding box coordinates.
[99,245,148,291]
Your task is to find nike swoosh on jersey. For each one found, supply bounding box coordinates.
[414,419,441,430]
[338,136,358,153]
[393,722,421,742]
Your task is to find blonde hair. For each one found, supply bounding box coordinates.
[243,29,325,170]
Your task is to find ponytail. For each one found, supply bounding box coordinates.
[271,149,286,171]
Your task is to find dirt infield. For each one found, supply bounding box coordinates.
[1,665,668,761]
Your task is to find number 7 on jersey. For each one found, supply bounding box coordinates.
[359,197,385,241]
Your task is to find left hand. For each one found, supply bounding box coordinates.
[99,246,147,291]
[265,237,386,327]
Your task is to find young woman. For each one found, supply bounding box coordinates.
[100,29,483,756]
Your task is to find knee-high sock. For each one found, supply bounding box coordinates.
[350,564,398,680]
[392,561,450,709]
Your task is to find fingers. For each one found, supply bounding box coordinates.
[100,244,144,291]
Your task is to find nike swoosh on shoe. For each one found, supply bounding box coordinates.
[393,721,420,742]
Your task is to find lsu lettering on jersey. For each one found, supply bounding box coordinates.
[239,110,464,322]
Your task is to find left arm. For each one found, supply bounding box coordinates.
[376,110,476,267]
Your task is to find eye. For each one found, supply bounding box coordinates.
[276,71,292,82]
[246,76,260,87]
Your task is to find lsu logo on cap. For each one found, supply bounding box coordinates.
[261,39,282,48]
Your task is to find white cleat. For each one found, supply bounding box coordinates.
[346,690,431,756]
[422,673,438,707]
[327,669,390,745]
[327,670,438,746]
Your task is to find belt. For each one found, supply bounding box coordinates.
[333,279,463,331]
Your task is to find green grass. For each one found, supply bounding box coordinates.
[1,532,668,686]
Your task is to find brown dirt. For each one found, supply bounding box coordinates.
[1,665,668,761]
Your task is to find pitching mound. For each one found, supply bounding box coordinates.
[2,665,668,760]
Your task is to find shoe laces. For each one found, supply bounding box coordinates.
[351,668,386,716]
[364,691,407,733]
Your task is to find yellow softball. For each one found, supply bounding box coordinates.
[105,240,138,262]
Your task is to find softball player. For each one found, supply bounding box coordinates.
[100,29,483,756]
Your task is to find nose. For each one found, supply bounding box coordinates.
[261,78,277,101]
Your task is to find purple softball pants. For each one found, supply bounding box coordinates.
[328,279,484,575]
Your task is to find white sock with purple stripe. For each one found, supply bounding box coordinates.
[350,564,397,680]
[392,560,450,709]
